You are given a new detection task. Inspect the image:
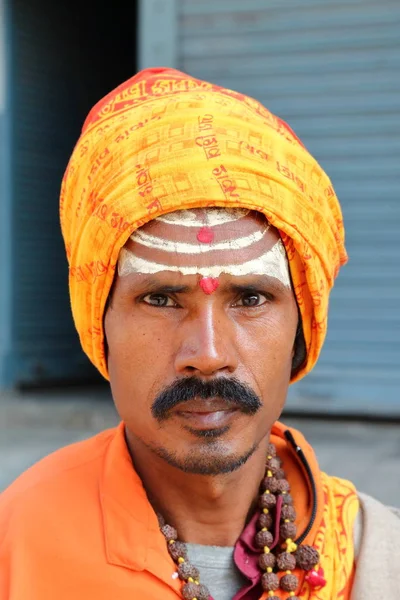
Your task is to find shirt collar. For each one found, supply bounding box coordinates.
[99,422,181,591]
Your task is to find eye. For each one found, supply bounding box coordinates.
[235,292,270,307]
[142,293,177,307]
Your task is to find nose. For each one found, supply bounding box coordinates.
[174,304,239,377]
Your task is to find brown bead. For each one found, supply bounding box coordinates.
[255,529,274,548]
[266,457,281,473]
[280,573,299,592]
[194,584,210,600]
[261,572,280,591]
[259,493,277,509]
[266,443,277,457]
[168,540,188,561]
[182,582,199,600]
[257,512,273,529]
[261,476,280,493]
[258,552,276,570]
[280,521,297,540]
[182,582,209,600]
[295,545,320,570]
[275,479,290,493]
[280,493,294,505]
[275,468,286,480]
[276,552,296,571]
[281,505,296,521]
[254,530,274,548]
[160,524,177,541]
[178,562,200,581]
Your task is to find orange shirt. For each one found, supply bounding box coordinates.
[0,422,355,600]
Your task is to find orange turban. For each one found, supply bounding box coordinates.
[60,67,347,383]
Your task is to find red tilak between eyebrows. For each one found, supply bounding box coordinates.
[199,277,220,295]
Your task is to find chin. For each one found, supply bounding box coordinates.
[150,439,259,476]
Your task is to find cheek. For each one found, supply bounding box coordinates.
[235,310,297,395]
[107,310,157,365]
[238,311,296,361]
[105,310,173,410]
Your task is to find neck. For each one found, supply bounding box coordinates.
[126,431,270,546]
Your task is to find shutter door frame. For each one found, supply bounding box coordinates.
[0,0,15,388]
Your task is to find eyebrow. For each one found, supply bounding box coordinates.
[136,278,192,295]
[135,275,289,296]
[225,276,289,295]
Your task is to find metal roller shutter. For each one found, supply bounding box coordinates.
[178,0,400,415]
[7,0,137,386]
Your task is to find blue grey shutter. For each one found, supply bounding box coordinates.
[6,0,137,386]
[179,0,400,415]
[8,0,89,385]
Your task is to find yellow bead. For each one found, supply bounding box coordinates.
[282,491,287,495]
[268,592,275,598]
[188,577,194,583]
[284,519,290,523]
[169,540,175,545]
[178,557,185,564]
[264,546,270,554]
[267,455,272,460]
[286,539,298,553]
[194,580,200,585]
[267,470,273,477]
[267,567,273,573]
[262,527,268,532]
[289,593,295,597]
[286,570,291,574]
[263,508,269,514]
[265,490,270,494]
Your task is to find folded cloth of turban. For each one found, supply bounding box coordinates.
[60,67,347,383]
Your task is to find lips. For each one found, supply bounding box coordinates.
[173,398,240,429]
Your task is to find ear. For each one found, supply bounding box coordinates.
[291,317,306,377]
[103,274,118,363]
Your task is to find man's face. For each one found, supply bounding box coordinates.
[104,209,299,475]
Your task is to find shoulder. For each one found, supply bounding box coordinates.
[357,490,400,525]
[0,428,116,529]
[351,492,400,598]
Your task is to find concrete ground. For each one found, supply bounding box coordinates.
[1,385,399,506]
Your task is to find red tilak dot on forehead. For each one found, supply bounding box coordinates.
[196,226,214,244]
[199,277,219,295]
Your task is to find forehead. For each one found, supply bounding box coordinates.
[140,208,271,247]
[118,208,291,288]
[123,209,278,264]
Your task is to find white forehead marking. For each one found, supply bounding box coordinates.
[157,208,250,227]
[118,239,291,288]
[130,227,268,254]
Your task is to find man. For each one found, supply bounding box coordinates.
[0,67,398,600]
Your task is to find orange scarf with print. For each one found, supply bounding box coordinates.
[60,67,347,383]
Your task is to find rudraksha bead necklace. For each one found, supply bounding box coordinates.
[157,442,322,600]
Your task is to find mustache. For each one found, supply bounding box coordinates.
[151,376,262,421]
